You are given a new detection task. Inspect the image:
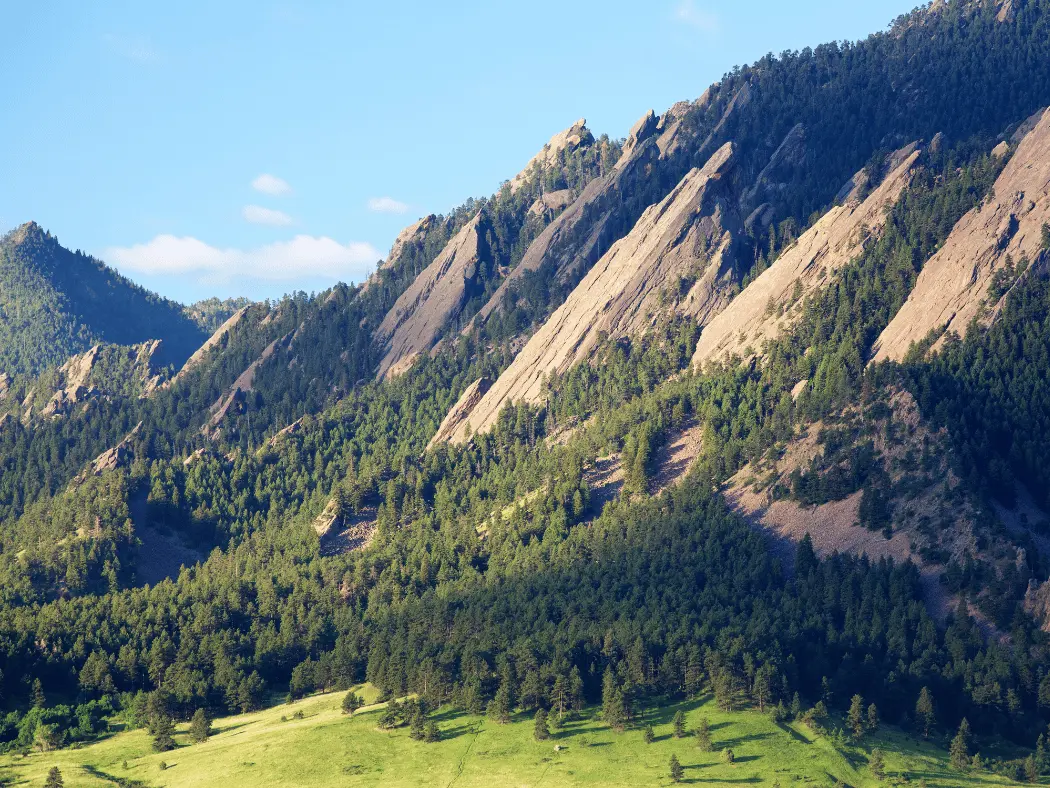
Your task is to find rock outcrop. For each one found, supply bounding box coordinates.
[385,215,438,269]
[72,422,143,484]
[440,144,739,444]
[692,145,922,368]
[375,212,490,379]
[204,331,294,437]
[873,109,1050,362]
[509,119,593,193]
[171,305,251,384]
[427,377,492,448]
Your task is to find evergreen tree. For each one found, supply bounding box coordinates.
[152,715,176,753]
[423,720,440,743]
[669,754,684,783]
[847,694,864,740]
[409,702,426,741]
[789,692,802,720]
[1037,733,1048,773]
[550,675,568,719]
[533,708,550,741]
[644,724,654,744]
[915,687,935,739]
[488,679,512,724]
[341,690,362,715]
[31,678,45,709]
[721,748,735,764]
[866,703,879,733]
[672,710,686,739]
[568,667,584,713]
[44,767,63,788]
[1024,754,1037,783]
[869,748,886,780]
[695,716,712,751]
[949,719,971,770]
[189,709,212,744]
[601,668,627,732]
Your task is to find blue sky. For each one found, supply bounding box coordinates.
[1,1,917,304]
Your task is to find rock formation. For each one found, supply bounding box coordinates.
[427,377,491,448]
[375,212,490,379]
[204,331,294,437]
[873,110,1050,362]
[171,305,251,384]
[440,143,739,444]
[508,119,593,193]
[692,145,921,367]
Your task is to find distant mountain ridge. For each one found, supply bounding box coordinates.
[0,222,206,377]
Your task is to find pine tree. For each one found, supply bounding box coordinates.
[721,747,735,764]
[695,716,712,751]
[1042,222,1050,251]
[866,703,880,733]
[44,767,63,788]
[533,708,550,741]
[949,718,971,770]
[31,678,46,709]
[644,724,654,743]
[189,709,212,744]
[601,668,626,732]
[423,720,440,743]
[789,692,802,720]
[409,702,426,741]
[869,748,886,780]
[569,667,584,713]
[1024,754,1037,782]
[488,679,512,724]
[152,715,176,752]
[341,690,362,715]
[672,710,686,738]
[847,694,864,740]
[669,754,684,783]
[915,687,935,738]
[550,675,568,719]
[1037,733,1048,773]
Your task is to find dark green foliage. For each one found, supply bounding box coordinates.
[870,747,886,780]
[341,691,362,716]
[672,710,685,739]
[643,724,654,744]
[669,753,683,782]
[695,717,712,751]
[44,767,63,788]
[151,715,176,753]
[533,708,549,741]
[188,709,211,744]
[950,718,972,770]
[0,223,205,376]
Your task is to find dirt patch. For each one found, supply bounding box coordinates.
[585,454,623,516]
[650,422,705,494]
[319,508,378,557]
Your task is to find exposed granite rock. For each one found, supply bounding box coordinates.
[528,189,575,218]
[693,145,922,368]
[75,422,143,482]
[509,119,593,193]
[873,109,1050,362]
[740,123,806,212]
[384,215,438,270]
[375,211,490,379]
[617,110,659,165]
[442,144,739,444]
[427,377,491,448]
[0,372,9,401]
[268,416,305,447]
[203,331,293,437]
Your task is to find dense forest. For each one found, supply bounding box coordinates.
[4,1,1050,784]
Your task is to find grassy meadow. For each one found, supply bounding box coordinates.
[0,687,1036,787]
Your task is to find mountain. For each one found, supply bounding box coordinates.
[0,222,206,376]
[7,1,1050,783]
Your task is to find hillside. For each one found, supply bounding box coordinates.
[0,688,1033,787]
[0,223,206,377]
[8,0,1050,785]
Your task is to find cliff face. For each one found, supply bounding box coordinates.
[375,212,490,379]
[691,145,921,368]
[441,143,738,444]
[508,119,593,194]
[873,108,1050,362]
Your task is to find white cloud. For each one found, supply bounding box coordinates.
[252,174,292,196]
[103,33,159,63]
[673,0,719,32]
[105,234,380,283]
[367,196,409,214]
[242,205,294,226]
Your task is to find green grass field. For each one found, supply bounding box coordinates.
[0,688,1036,787]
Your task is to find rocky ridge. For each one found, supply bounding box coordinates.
[873,108,1050,362]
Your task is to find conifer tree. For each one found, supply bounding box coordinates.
[152,715,176,753]
[423,720,440,743]
[44,767,63,788]
[949,719,971,770]
[695,716,712,751]
[550,675,568,720]
[869,748,886,780]
[644,724,654,744]
[189,709,212,744]
[488,679,512,724]
[866,703,879,733]
[533,708,550,741]
[342,690,362,715]
[669,754,684,783]
[848,694,864,740]
[915,687,935,738]
[672,710,686,738]
[31,678,45,709]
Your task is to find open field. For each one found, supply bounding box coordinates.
[0,688,1036,787]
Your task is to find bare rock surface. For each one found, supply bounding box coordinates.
[873,108,1050,362]
[427,377,491,448]
[692,146,921,367]
[172,305,251,384]
[509,119,592,193]
[376,212,489,379]
[444,143,738,443]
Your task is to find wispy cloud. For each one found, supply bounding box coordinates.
[103,33,159,63]
[673,0,720,32]
[367,196,409,214]
[252,174,292,196]
[105,234,380,284]
[242,205,294,227]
